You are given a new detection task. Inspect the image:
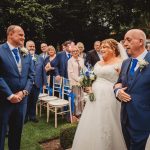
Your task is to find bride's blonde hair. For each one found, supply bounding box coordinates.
[101,39,120,56]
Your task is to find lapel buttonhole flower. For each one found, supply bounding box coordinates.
[20,47,29,57]
[138,59,149,72]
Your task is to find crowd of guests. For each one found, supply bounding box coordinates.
[0,25,150,150]
[24,39,102,122]
[14,34,150,123]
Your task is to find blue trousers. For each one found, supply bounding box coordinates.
[0,99,27,150]
[26,85,40,120]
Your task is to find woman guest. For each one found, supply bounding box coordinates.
[45,45,57,88]
[76,42,86,60]
[68,45,85,118]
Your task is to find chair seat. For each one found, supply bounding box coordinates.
[47,99,69,106]
[40,96,58,101]
[39,93,49,98]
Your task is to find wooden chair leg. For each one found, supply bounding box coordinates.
[47,103,50,123]
[39,101,42,117]
[36,103,38,116]
[55,107,57,128]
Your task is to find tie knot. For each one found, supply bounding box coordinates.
[132,58,138,66]
[68,53,71,59]
[130,58,138,76]
[12,48,18,54]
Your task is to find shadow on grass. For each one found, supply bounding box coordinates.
[5,113,71,150]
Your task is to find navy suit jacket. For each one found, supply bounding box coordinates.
[117,51,150,131]
[33,54,47,88]
[0,43,34,104]
[55,51,70,78]
[85,49,100,67]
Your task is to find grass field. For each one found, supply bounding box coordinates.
[5,113,70,150]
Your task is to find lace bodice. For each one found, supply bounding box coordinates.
[94,62,122,84]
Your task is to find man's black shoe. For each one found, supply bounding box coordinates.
[24,118,28,124]
[30,118,39,123]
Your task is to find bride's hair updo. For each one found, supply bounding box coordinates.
[101,39,120,57]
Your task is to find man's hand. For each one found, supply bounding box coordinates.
[10,94,22,103]
[16,91,24,99]
[117,87,131,102]
[114,83,122,89]
[43,85,46,89]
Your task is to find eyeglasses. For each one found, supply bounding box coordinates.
[72,50,78,53]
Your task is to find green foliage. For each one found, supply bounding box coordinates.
[60,123,77,149]
[0,0,149,49]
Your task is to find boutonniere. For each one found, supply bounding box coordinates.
[20,47,29,57]
[32,56,38,62]
[138,59,149,72]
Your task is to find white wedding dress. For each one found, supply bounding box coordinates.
[72,62,127,150]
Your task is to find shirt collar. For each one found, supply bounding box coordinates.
[7,41,18,51]
[135,49,148,60]
[65,51,70,55]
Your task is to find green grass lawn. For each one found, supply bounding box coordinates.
[5,113,71,150]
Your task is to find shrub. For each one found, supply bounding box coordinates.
[60,123,78,149]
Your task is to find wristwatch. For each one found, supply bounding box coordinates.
[22,90,29,96]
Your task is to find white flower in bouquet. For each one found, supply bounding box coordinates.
[79,75,84,82]
[20,47,29,56]
[138,59,149,71]
[79,65,97,102]
[89,74,95,80]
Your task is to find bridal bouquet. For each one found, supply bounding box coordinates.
[79,64,96,102]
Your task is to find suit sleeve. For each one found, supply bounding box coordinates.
[54,53,60,76]
[24,55,35,93]
[115,61,126,84]
[42,59,47,86]
[85,51,91,67]
[0,77,13,97]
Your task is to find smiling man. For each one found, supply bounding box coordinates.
[0,25,34,150]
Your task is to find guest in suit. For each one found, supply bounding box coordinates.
[68,45,84,118]
[114,29,150,150]
[45,45,57,88]
[40,43,48,59]
[85,41,101,67]
[55,40,74,80]
[25,40,47,123]
[0,25,34,150]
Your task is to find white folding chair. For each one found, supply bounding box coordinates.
[38,75,62,117]
[47,77,72,128]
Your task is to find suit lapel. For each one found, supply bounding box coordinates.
[128,52,150,91]
[4,43,20,75]
[20,52,25,75]
[94,50,100,61]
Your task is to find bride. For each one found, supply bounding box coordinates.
[72,39,128,150]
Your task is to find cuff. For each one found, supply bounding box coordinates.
[114,88,121,97]
[7,94,14,100]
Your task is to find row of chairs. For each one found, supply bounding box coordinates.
[36,76,73,128]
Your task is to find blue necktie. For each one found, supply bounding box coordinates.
[68,53,71,59]
[130,58,138,76]
[12,48,19,63]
